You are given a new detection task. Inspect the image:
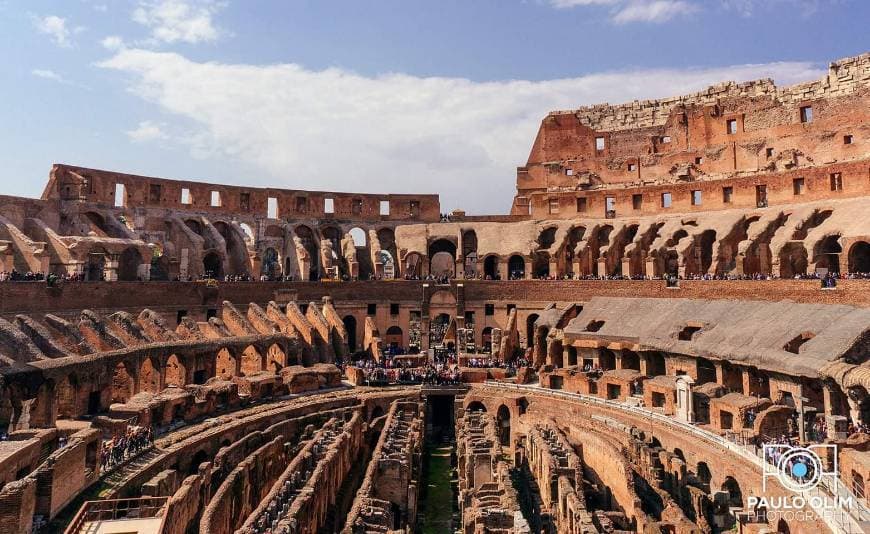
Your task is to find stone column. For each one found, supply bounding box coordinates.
[676,376,695,423]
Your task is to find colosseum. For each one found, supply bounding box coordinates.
[0,52,868,534]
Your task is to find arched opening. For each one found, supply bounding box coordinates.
[462,230,478,276]
[350,227,374,280]
[111,362,134,403]
[508,255,525,279]
[779,242,808,278]
[215,348,236,380]
[295,225,320,280]
[83,212,109,236]
[56,374,78,418]
[430,313,452,348]
[483,255,499,279]
[377,228,399,277]
[815,234,842,274]
[673,448,686,462]
[721,476,743,508]
[599,349,616,370]
[694,230,717,275]
[241,345,262,376]
[267,344,286,372]
[481,327,493,353]
[428,239,456,277]
[622,350,640,371]
[260,247,281,280]
[466,401,487,412]
[370,406,385,420]
[139,358,161,393]
[496,405,511,446]
[526,314,539,349]
[343,315,358,352]
[566,346,578,367]
[185,219,202,235]
[647,352,666,376]
[321,226,347,279]
[697,462,712,487]
[848,241,870,273]
[537,227,557,249]
[239,223,255,246]
[203,251,222,279]
[385,326,403,349]
[533,251,550,278]
[118,247,142,281]
[85,250,106,281]
[403,252,423,278]
[149,244,169,281]
[563,226,586,276]
[188,449,209,476]
[164,354,186,387]
[777,519,790,534]
[697,357,717,384]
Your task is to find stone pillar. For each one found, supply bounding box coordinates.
[621,257,631,278]
[104,253,119,281]
[676,376,695,423]
[596,258,607,277]
[524,259,532,279]
[639,354,649,376]
[645,257,655,278]
[498,259,508,281]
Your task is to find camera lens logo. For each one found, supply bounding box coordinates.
[762,444,837,493]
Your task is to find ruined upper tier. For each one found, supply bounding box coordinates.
[512,53,870,218]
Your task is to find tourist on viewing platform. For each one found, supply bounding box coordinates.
[100,425,153,472]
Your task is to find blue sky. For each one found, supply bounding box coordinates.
[0,1,866,213]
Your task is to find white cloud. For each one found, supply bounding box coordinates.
[101,35,125,50]
[33,15,72,47]
[99,49,823,213]
[126,120,169,142]
[612,0,698,23]
[720,0,829,17]
[132,0,223,44]
[32,69,67,83]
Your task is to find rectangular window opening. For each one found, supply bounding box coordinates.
[149,184,161,203]
[239,192,250,211]
[576,197,588,213]
[367,303,377,315]
[296,196,307,213]
[830,173,843,191]
[181,188,192,205]
[661,192,672,208]
[352,198,363,215]
[800,105,813,123]
[267,197,278,219]
[844,135,853,145]
[694,157,703,165]
[485,304,494,316]
[766,148,774,158]
[380,200,390,216]
[595,136,605,151]
[390,303,399,316]
[726,119,738,135]
[565,168,574,176]
[409,200,420,217]
[661,136,672,144]
[793,178,805,196]
[114,183,126,208]
[691,190,702,206]
[632,194,642,210]
[324,198,334,214]
[210,191,221,207]
[548,198,560,214]
[605,196,615,218]
[628,163,637,172]
[722,186,733,204]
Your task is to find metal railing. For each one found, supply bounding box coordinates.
[483,381,870,534]
[64,496,167,534]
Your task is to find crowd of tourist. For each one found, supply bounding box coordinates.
[100,425,153,472]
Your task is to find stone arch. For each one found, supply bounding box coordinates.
[350,227,374,280]
[203,251,223,279]
[697,461,712,486]
[647,352,666,376]
[496,404,511,446]
[508,255,525,279]
[215,348,237,380]
[118,247,142,281]
[533,251,550,278]
[813,234,842,273]
[139,357,161,393]
[295,225,320,279]
[466,401,487,412]
[185,219,203,235]
[188,449,209,476]
[779,242,808,278]
[483,255,499,279]
[165,354,186,387]
[85,248,107,281]
[239,223,255,245]
[267,344,286,372]
[403,251,423,278]
[848,241,870,273]
[385,326,403,349]
[721,476,742,508]
[622,350,640,371]
[150,244,169,281]
[82,211,109,235]
[600,349,616,370]
[343,315,358,352]
[428,239,456,277]
[692,229,717,275]
[241,345,263,376]
[111,362,134,403]
[261,247,281,279]
[56,373,78,418]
